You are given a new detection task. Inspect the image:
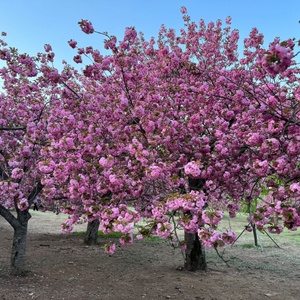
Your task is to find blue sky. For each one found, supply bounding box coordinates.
[0,0,299,70]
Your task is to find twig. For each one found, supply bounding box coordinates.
[170,214,185,260]
[214,246,230,267]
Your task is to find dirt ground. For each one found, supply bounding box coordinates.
[1,211,300,300]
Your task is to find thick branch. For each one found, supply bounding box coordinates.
[0,204,19,229]
[27,181,44,206]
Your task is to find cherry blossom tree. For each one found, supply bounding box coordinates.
[0,34,78,274]
[2,7,300,275]
[56,10,300,271]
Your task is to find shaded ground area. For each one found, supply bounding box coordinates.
[1,211,300,300]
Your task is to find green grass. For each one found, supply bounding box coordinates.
[242,243,255,249]
[73,230,162,243]
[220,212,300,245]
[142,235,161,243]
[272,229,300,243]
[73,230,126,238]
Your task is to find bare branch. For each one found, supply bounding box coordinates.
[0,166,9,180]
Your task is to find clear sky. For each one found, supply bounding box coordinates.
[0,0,299,70]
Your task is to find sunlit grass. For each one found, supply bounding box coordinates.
[72,230,161,243]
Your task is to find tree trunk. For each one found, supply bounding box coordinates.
[273,212,278,226]
[184,232,207,271]
[10,216,29,275]
[84,219,100,246]
[252,223,258,247]
[0,182,42,275]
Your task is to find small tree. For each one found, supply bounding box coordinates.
[0,35,79,274]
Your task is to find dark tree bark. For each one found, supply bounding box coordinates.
[0,181,43,275]
[11,217,29,275]
[0,204,29,275]
[84,219,100,246]
[251,223,258,247]
[182,177,207,271]
[184,232,207,271]
[8,208,31,275]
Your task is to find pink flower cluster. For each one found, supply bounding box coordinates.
[78,20,94,34]
[104,242,116,254]
[202,211,223,226]
[198,228,236,248]
[184,161,203,178]
[262,45,293,76]
[17,198,29,211]
[249,204,273,227]
[11,168,24,179]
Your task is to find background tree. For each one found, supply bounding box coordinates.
[0,35,79,274]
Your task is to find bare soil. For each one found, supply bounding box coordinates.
[1,210,300,300]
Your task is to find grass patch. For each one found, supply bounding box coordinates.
[73,230,128,239]
[73,230,161,243]
[242,243,255,249]
[142,235,161,243]
[270,254,281,258]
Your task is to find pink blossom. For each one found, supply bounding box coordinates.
[147,165,161,180]
[180,6,187,14]
[184,161,202,178]
[290,183,300,194]
[61,221,74,232]
[198,228,220,248]
[73,55,82,63]
[262,45,292,76]
[68,40,77,49]
[44,44,52,52]
[246,226,253,232]
[39,160,55,173]
[120,96,128,107]
[104,243,116,254]
[120,233,134,245]
[17,198,28,211]
[202,211,223,226]
[11,168,24,179]
[154,222,172,238]
[267,225,283,234]
[221,230,237,244]
[225,16,232,24]
[99,156,114,168]
[78,19,94,34]
[124,28,137,43]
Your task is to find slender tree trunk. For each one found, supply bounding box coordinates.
[10,221,28,275]
[273,212,278,226]
[84,219,100,246]
[252,223,258,247]
[0,182,42,275]
[180,178,207,271]
[184,232,207,271]
[8,208,32,276]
